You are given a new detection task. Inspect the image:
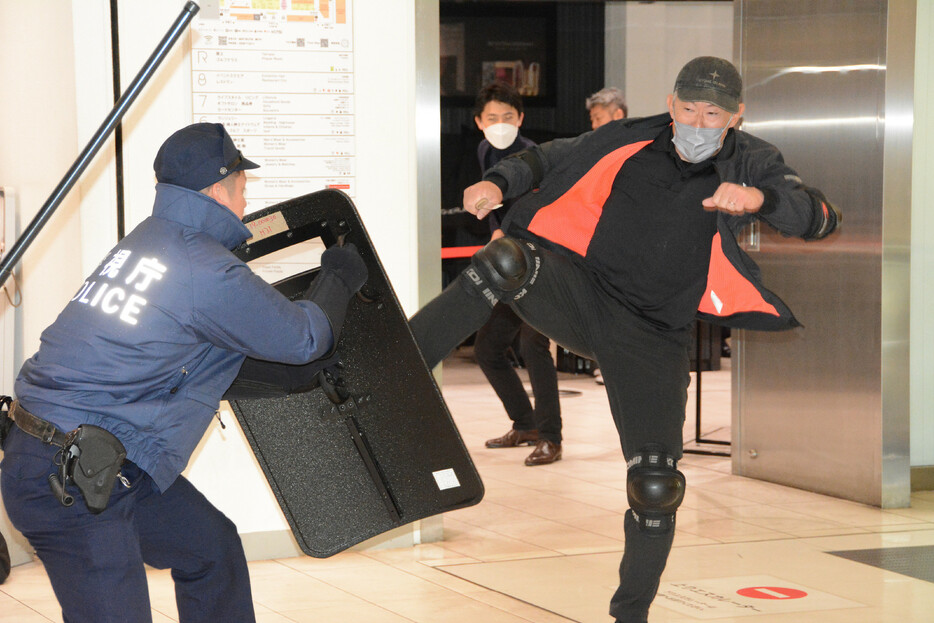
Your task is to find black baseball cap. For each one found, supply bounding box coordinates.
[673,56,742,113]
[153,122,259,191]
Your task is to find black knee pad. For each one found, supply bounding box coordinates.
[470,237,541,302]
[626,444,685,535]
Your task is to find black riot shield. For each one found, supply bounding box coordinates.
[227,189,483,558]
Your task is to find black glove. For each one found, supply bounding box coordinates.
[302,243,368,356]
[320,243,368,293]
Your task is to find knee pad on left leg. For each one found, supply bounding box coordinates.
[626,444,685,535]
[470,237,541,302]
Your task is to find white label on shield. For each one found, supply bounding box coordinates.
[432,468,461,491]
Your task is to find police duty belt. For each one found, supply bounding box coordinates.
[8,400,127,514]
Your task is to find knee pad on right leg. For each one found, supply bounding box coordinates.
[626,444,685,535]
[468,237,541,303]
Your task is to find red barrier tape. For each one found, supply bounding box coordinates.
[441,246,483,259]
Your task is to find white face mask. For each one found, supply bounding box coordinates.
[671,115,733,163]
[483,123,519,150]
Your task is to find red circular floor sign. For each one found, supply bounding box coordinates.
[737,586,808,600]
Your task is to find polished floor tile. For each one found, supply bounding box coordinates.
[3,351,934,622]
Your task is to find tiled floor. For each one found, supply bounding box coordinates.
[4,350,934,622]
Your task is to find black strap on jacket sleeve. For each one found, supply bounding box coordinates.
[802,186,841,240]
[502,149,545,189]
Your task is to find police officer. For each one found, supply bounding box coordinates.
[0,123,367,622]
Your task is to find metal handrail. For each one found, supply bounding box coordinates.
[0,1,200,288]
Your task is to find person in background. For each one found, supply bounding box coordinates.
[586,86,628,129]
[586,86,629,386]
[471,82,563,466]
[0,123,367,622]
[411,56,839,622]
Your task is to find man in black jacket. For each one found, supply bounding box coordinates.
[411,56,839,623]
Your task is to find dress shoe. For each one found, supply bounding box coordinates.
[485,428,539,448]
[525,439,562,466]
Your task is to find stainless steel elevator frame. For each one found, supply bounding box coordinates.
[732,0,914,508]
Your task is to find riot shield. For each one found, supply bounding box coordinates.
[228,189,483,557]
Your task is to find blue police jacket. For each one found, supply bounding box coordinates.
[15,184,334,490]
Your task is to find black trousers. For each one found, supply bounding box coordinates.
[410,244,692,623]
[474,304,562,443]
[1,427,255,622]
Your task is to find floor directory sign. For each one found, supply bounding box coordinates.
[191,0,355,216]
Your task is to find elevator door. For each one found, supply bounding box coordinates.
[732,0,911,507]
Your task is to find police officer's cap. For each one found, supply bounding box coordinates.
[154,122,259,191]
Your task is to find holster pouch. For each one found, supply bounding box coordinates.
[0,396,12,447]
[61,425,127,514]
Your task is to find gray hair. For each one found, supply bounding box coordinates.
[586,87,628,116]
